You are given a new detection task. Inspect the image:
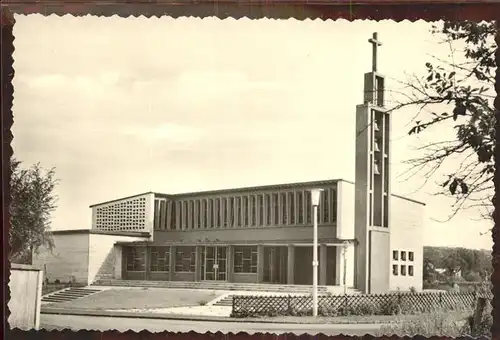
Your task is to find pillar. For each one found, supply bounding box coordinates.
[195,246,202,281]
[319,244,327,286]
[335,246,343,285]
[287,244,295,284]
[227,246,234,282]
[257,244,264,283]
[169,245,176,281]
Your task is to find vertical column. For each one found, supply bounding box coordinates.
[335,246,343,285]
[169,245,176,281]
[319,244,327,286]
[257,244,264,283]
[287,244,295,285]
[195,246,202,281]
[227,246,234,282]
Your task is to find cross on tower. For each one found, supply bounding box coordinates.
[368,32,382,72]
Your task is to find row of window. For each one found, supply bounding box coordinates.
[154,188,337,230]
[393,250,414,262]
[125,246,259,274]
[393,264,414,277]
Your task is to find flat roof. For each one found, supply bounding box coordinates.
[51,229,150,238]
[89,178,425,207]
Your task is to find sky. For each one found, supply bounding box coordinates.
[12,15,493,250]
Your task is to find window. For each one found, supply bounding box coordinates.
[281,193,287,225]
[305,192,311,223]
[250,196,256,226]
[207,199,212,228]
[392,250,399,261]
[175,246,196,272]
[265,194,271,225]
[289,192,295,224]
[150,247,170,272]
[243,196,248,226]
[331,188,337,222]
[401,265,407,276]
[401,251,407,261]
[392,265,398,276]
[125,248,145,272]
[221,198,226,227]
[272,194,279,225]
[214,199,220,227]
[257,195,264,226]
[235,197,241,227]
[202,200,207,229]
[178,202,183,230]
[234,246,258,273]
[194,200,200,229]
[297,192,304,223]
[183,201,188,229]
[227,197,234,227]
[408,265,414,276]
[188,200,194,229]
[323,189,329,223]
[409,251,414,261]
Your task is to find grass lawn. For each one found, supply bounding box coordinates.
[239,310,472,324]
[49,287,222,310]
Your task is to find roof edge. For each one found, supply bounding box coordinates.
[51,229,151,238]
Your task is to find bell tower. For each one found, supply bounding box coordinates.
[354,32,392,294]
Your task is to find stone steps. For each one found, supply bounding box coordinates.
[93,279,332,294]
[42,287,103,304]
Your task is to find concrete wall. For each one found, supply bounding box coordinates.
[8,264,43,330]
[389,196,424,292]
[32,233,90,284]
[153,225,337,245]
[88,233,151,283]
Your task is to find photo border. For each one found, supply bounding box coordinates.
[1,1,499,339]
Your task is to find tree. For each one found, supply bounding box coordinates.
[9,158,59,263]
[390,21,496,219]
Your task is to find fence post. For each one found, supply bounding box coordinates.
[288,295,291,312]
[439,292,443,308]
[471,297,487,337]
[232,295,235,313]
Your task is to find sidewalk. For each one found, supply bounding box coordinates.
[41,305,409,324]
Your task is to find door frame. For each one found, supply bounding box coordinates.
[202,245,228,281]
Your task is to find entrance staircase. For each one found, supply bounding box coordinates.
[42,287,103,304]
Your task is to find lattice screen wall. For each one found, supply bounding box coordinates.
[93,195,150,232]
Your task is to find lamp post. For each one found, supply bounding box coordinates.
[309,188,323,317]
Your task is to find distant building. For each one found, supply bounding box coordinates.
[33,33,425,294]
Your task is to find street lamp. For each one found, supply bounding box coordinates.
[309,188,323,317]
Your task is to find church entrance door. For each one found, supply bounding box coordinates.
[201,246,227,281]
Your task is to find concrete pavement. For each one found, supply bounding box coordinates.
[40,313,383,336]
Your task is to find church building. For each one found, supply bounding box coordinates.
[33,33,424,294]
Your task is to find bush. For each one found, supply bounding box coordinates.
[377,309,471,337]
[464,271,482,282]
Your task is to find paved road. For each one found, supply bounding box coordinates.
[40,314,383,336]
